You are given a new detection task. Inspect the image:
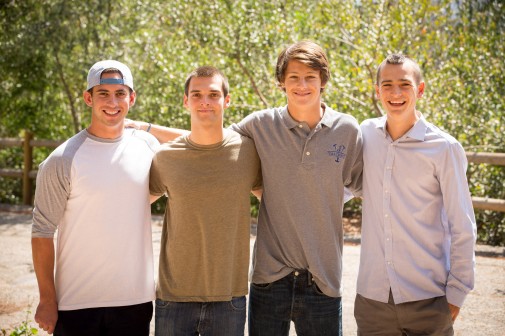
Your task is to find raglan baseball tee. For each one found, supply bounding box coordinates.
[32,128,158,310]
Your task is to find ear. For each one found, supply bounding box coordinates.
[83,90,93,107]
[129,91,136,107]
[224,95,231,109]
[375,84,380,99]
[183,95,189,109]
[417,82,425,98]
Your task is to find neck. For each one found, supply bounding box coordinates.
[386,110,420,141]
[87,123,124,139]
[287,102,324,129]
[189,125,225,145]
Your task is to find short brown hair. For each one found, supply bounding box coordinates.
[184,66,229,97]
[376,54,423,85]
[275,41,330,88]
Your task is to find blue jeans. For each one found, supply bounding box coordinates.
[248,270,342,336]
[154,296,246,336]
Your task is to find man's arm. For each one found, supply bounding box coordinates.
[150,194,162,204]
[440,141,477,314]
[32,237,58,334]
[124,119,188,143]
[448,304,460,322]
[251,188,263,200]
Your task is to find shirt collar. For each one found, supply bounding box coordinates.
[375,113,428,141]
[280,103,334,129]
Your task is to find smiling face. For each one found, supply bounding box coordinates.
[183,75,230,127]
[282,60,324,111]
[375,61,424,123]
[83,72,135,139]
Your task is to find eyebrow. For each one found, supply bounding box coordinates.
[189,89,222,93]
[380,79,413,84]
[96,88,127,93]
[286,70,319,74]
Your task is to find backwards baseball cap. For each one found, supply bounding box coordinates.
[86,60,134,91]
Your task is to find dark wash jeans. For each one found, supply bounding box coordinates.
[248,270,342,336]
[154,296,246,336]
[54,302,153,336]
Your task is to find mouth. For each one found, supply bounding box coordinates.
[388,100,406,107]
[294,91,311,97]
[103,110,121,116]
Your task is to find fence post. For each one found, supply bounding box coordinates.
[23,130,33,205]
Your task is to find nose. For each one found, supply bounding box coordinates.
[298,78,308,88]
[105,95,119,106]
[391,85,402,95]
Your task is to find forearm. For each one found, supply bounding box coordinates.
[32,238,57,303]
[127,120,188,143]
[252,188,263,200]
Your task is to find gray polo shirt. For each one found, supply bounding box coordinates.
[230,104,363,298]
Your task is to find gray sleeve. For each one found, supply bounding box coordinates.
[32,135,83,238]
[229,113,257,139]
[344,119,364,197]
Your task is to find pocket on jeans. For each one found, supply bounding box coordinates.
[312,283,327,296]
[155,298,171,308]
[229,296,247,310]
[251,282,272,289]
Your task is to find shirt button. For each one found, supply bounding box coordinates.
[306,152,310,156]
[298,124,303,128]
[294,271,299,276]
[385,214,389,218]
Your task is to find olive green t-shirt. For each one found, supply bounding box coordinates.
[150,130,261,302]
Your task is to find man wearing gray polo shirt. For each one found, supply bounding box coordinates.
[230,41,362,336]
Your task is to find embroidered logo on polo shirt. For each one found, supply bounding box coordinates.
[327,144,346,162]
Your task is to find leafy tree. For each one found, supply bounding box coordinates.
[1,0,503,244]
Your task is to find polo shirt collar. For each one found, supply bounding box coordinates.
[280,103,334,129]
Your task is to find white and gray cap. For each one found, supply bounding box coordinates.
[86,60,134,91]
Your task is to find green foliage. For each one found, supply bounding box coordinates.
[1,0,504,244]
[1,311,38,336]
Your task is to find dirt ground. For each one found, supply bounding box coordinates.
[1,208,504,335]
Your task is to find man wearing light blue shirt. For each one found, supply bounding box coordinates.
[354,54,476,335]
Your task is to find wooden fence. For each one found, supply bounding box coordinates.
[1,131,505,211]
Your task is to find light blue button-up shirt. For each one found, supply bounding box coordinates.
[357,115,476,307]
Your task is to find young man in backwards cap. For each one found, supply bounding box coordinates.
[32,60,158,335]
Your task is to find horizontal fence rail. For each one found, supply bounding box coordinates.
[1,131,504,211]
